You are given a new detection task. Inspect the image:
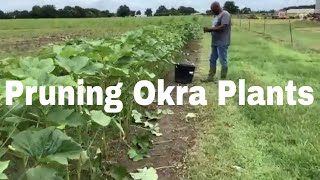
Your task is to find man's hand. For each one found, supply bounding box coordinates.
[203,27,212,33]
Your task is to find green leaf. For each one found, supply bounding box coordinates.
[65,112,86,128]
[4,117,25,124]
[130,167,158,180]
[80,62,103,75]
[10,57,55,79]
[144,71,156,79]
[128,148,145,162]
[106,66,129,77]
[132,110,143,124]
[145,111,161,120]
[47,107,86,128]
[144,122,162,137]
[47,107,74,125]
[90,110,112,127]
[110,165,131,180]
[60,46,82,57]
[0,174,8,180]
[0,161,9,174]
[44,75,77,86]
[55,56,89,74]
[11,127,82,165]
[0,161,10,180]
[25,166,63,180]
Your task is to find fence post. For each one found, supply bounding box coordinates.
[289,20,293,47]
[239,16,242,28]
[264,18,266,34]
[249,19,251,31]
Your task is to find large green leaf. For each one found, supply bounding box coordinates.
[11,127,82,165]
[42,74,77,86]
[47,108,74,122]
[80,62,103,75]
[0,161,10,180]
[64,112,86,128]
[55,56,89,74]
[46,107,85,127]
[25,166,63,180]
[130,167,158,180]
[59,45,83,57]
[10,57,55,79]
[56,56,102,75]
[90,110,112,127]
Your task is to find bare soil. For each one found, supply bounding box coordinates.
[108,40,201,180]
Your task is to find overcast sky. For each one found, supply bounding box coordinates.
[1,0,317,13]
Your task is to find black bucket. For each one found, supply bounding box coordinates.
[175,64,196,84]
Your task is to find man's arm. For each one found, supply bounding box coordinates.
[204,24,226,32]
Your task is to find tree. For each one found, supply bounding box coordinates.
[41,5,57,18]
[117,5,131,17]
[177,6,198,15]
[74,6,86,18]
[101,10,113,17]
[31,5,42,18]
[223,1,239,14]
[85,8,101,18]
[14,10,31,18]
[61,6,74,18]
[154,5,169,16]
[145,8,153,16]
[136,10,141,16]
[0,10,6,19]
[241,7,252,14]
[169,8,180,16]
[130,10,136,16]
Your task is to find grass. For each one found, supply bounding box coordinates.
[187,27,320,179]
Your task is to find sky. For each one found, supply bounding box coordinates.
[1,0,317,13]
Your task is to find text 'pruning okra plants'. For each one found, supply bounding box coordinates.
[0,22,201,180]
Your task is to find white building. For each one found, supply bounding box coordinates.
[286,8,315,14]
[316,0,320,13]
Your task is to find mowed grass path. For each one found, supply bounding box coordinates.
[188,28,320,179]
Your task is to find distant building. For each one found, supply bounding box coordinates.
[316,0,320,14]
[286,8,315,15]
[135,14,147,17]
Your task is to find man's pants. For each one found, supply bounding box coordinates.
[210,45,229,69]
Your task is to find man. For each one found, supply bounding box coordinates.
[202,2,231,82]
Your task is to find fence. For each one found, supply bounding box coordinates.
[232,18,320,51]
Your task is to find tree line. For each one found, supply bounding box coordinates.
[205,1,275,15]
[0,4,198,19]
[1,1,312,19]
[205,1,315,15]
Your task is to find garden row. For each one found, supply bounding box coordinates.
[0,22,201,179]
